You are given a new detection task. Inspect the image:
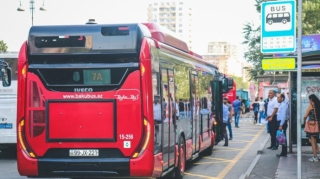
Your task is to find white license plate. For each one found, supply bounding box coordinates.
[69,149,99,156]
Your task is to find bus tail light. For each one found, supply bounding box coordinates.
[21,64,27,79]
[140,63,146,77]
[29,81,46,138]
[132,118,151,158]
[18,119,36,158]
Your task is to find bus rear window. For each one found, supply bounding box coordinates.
[35,36,86,48]
[101,26,129,36]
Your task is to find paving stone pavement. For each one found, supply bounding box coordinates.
[276,152,320,179]
[248,137,320,179]
[247,137,280,179]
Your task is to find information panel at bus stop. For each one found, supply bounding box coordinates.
[261,0,296,53]
[262,58,295,70]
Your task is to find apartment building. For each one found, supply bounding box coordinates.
[203,42,240,75]
[147,1,193,49]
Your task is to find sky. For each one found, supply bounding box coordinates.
[0,0,260,55]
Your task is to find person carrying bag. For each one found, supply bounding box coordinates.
[276,130,286,145]
[302,94,320,162]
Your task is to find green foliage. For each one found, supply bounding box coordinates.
[231,76,248,89]
[0,40,8,53]
[242,0,320,81]
[302,0,320,35]
[242,21,264,81]
[241,0,265,82]
[175,65,191,100]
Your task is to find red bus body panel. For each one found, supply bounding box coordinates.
[16,23,219,178]
[24,71,142,157]
[223,82,237,103]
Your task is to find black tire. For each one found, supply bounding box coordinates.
[203,140,213,156]
[175,136,185,179]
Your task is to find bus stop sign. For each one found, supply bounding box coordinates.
[261,0,296,54]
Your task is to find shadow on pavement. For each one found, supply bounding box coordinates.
[0,146,17,159]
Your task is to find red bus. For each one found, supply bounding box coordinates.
[14,22,232,178]
[223,81,236,103]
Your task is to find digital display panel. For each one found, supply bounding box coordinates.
[83,69,111,85]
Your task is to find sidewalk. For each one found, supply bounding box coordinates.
[277,146,320,179]
[248,136,320,179]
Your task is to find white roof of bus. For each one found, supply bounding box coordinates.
[0,52,18,58]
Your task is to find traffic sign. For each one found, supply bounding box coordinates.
[261,0,296,54]
[262,58,295,70]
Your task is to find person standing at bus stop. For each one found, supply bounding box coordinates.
[232,96,242,128]
[276,93,288,157]
[266,90,279,150]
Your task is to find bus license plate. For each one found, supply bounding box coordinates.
[0,123,12,129]
[69,149,99,156]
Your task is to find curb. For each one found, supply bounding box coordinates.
[239,134,270,179]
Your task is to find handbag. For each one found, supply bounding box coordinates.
[305,108,320,133]
[276,130,286,145]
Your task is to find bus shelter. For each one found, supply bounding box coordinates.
[290,49,320,146]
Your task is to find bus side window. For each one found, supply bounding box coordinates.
[152,72,162,153]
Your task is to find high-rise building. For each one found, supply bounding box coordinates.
[203,41,248,81]
[147,1,193,49]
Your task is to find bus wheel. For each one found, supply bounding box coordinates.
[175,136,185,179]
[203,142,213,156]
[282,19,287,24]
[268,20,273,25]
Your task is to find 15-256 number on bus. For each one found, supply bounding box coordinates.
[119,134,134,140]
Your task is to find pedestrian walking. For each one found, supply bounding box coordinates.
[252,98,259,125]
[266,90,279,150]
[224,98,233,140]
[258,97,265,125]
[302,94,320,162]
[232,96,242,128]
[276,93,288,157]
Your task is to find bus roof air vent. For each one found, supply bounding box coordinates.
[86,19,97,24]
[142,23,189,52]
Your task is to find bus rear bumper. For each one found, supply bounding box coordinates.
[37,158,130,177]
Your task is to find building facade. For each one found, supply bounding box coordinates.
[203,42,246,78]
[147,1,193,49]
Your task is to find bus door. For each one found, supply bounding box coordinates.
[161,68,176,170]
[211,79,223,143]
[190,71,199,153]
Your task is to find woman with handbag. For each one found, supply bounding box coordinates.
[303,94,320,162]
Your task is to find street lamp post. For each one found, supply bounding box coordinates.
[17,0,46,26]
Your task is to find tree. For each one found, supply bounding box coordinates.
[302,0,320,35]
[0,40,8,53]
[242,0,320,81]
[231,76,249,89]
